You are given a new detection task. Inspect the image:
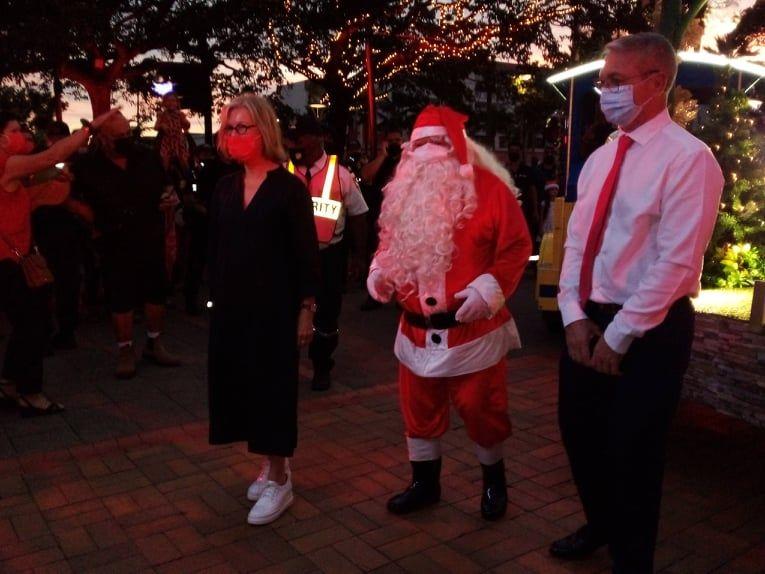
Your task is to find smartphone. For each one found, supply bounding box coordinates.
[55,162,65,170]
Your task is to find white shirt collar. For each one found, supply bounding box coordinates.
[620,108,671,146]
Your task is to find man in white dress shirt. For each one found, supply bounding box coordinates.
[551,33,724,573]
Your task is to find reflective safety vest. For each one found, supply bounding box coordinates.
[288,155,343,245]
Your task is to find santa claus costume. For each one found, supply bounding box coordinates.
[368,105,531,520]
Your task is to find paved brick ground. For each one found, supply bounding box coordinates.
[0,277,763,573]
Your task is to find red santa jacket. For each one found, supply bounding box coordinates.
[373,166,532,377]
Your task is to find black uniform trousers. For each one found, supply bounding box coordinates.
[559,297,694,574]
[308,241,346,375]
[37,222,83,338]
[0,261,50,395]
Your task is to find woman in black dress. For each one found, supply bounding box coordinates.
[208,94,320,525]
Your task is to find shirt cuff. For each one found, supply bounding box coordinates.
[467,273,505,316]
[603,322,635,355]
[558,297,588,327]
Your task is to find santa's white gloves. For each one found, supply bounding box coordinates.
[454,287,491,323]
[367,269,395,303]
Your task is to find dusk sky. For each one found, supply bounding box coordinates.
[60,1,763,134]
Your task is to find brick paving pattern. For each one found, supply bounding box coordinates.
[1,279,763,573]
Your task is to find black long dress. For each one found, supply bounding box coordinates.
[207,166,320,457]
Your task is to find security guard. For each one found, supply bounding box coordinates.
[287,115,368,390]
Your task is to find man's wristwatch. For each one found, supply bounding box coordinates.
[300,301,318,313]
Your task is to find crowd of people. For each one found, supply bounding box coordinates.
[0,32,725,574]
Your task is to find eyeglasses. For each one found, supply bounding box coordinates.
[594,70,659,90]
[223,124,257,136]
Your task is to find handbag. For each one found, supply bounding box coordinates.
[0,232,54,289]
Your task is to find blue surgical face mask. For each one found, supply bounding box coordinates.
[599,84,642,127]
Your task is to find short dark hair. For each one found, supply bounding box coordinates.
[46,121,70,139]
[293,114,325,137]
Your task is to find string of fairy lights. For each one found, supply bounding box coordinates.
[271,0,574,108]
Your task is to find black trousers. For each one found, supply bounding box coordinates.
[37,224,83,337]
[308,241,346,374]
[183,215,208,308]
[0,260,50,395]
[559,297,694,574]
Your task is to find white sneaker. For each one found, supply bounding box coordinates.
[247,460,290,502]
[247,476,294,525]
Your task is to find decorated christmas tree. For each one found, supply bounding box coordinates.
[691,88,765,287]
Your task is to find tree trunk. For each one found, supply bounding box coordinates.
[86,82,113,117]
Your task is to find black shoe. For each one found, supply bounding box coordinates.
[387,459,441,515]
[52,332,77,350]
[359,297,383,311]
[480,460,508,521]
[549,525,607,560]
[311,370,332,391]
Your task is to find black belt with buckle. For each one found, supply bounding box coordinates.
[403,311,459,330]
[585,300,623,315]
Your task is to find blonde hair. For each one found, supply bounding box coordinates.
[217,93,287,163]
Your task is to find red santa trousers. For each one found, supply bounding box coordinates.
[398,358,511,448]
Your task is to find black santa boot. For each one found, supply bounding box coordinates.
[481,459,508,520]
[387,459,441,515]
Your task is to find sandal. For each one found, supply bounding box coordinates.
[17,395,65,418]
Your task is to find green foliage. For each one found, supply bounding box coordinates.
[0,84,59,128]
[691,88,765,287]
[705,243,765,289]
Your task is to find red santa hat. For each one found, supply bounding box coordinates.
[410,105,473,179]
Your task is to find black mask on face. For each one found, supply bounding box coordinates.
[113,136,134,157]
[387,142,402,158]
[289,148,304,165]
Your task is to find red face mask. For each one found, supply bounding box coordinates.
[2,131,34,155]
[226,132,263,162]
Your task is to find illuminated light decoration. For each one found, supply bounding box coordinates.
[152,81,174,96]
[548,52,765,86]
[748,99,763,110]
[273,0,574,111]
[206,301,213,309]
[546,60,607,84]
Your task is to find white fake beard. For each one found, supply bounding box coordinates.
[375,149,477,293]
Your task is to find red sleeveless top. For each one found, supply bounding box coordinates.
[0,153,32,261]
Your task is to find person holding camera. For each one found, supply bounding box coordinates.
[72,111,180,379]
[0,109,116,416]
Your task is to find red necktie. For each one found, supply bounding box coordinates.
[579,135,633,305]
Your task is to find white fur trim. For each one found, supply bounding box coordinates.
[468,274,506,316]
[366,268,391,303]
[411,126,449,141]
[476,442,504,465]
[465,137,519,197]
[407,437,442,461]
[394,319,521,378]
